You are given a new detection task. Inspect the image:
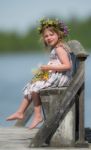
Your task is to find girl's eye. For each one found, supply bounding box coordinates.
[44,33,54,38]
[44,35,48,38]
[49,33,54,36]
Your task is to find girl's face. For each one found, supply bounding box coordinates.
[43,29,59,48]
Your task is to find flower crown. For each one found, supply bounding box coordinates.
[38,18,69,37]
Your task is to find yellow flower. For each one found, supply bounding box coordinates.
[31,69,49,83]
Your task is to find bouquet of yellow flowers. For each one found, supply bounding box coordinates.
[31,69,49,83]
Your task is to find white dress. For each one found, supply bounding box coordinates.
[23,45,72,100]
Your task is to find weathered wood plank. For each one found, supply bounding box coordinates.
[78,84,85,143]
[0,126,91,149]
[30,62,84,147]
[40,87,67,95]
[67,40,87,56]
[0,127,38,149]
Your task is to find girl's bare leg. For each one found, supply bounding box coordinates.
[6,97,31,121]
[29,92,43,129]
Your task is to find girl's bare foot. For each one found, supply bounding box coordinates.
[6,112,24,121]
[29,117,43,129]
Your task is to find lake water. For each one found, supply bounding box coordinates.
[0,52,91,127]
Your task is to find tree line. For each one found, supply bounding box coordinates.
[0,17,91,53]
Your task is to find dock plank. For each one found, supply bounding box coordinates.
[0,126,91,150]
[0,126,38,149]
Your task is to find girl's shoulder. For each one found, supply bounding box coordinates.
[55,42,71,53]
[55,42,72,60]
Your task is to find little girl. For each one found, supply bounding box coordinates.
[6,18,72,129]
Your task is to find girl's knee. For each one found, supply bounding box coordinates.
[24,95,31,101]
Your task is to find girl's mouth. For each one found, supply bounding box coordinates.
[48,40,53,43]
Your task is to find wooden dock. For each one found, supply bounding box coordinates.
[0,126,91,150]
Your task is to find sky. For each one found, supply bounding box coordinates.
[0,0,91,33]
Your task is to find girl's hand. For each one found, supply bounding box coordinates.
[40,65,50,71]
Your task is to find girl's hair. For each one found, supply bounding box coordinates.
[38,18,69,39]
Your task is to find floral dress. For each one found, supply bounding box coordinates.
[23,45,72,100]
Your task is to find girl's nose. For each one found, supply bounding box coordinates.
[47,36,51,40]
